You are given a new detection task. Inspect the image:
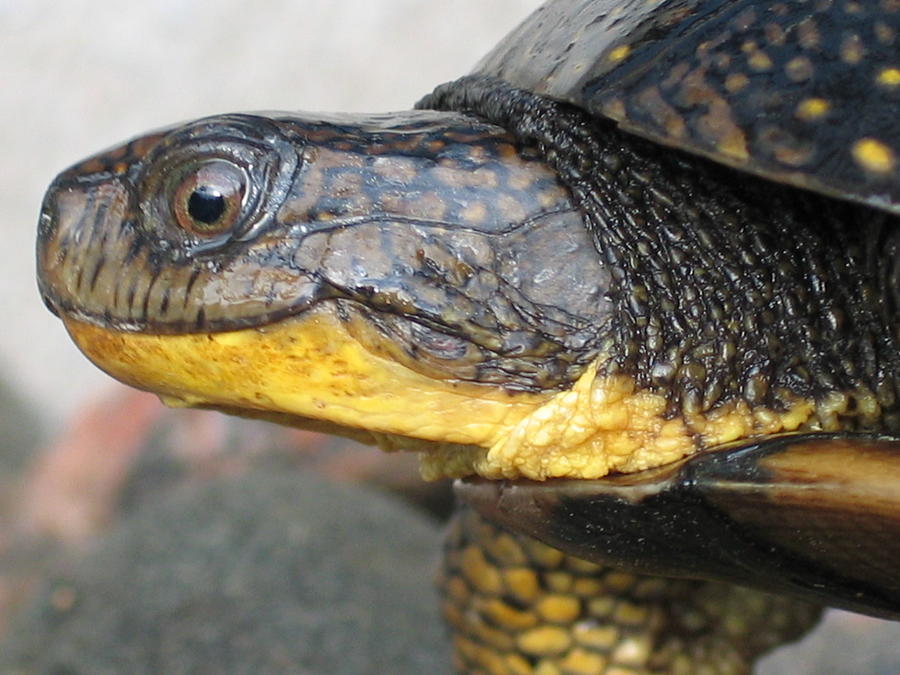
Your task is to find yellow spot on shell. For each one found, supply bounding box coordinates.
[717,129,750,160]
[785,55,814,81]
[795,97,830,120]
[877,67,900,86]
[724,73,749,92]
[852,138,896,173]
[764,21,787,45]
[875,21,896,45]
[608,44,631,62]
[841,34,865,63]
[603,98,627,120]
[798,18,821,48]
[748,50,773,71]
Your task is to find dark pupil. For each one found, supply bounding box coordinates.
[187,186,226,224]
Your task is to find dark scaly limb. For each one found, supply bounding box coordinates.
[442,506,821,675]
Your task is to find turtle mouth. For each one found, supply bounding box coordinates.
[58,306,550,460]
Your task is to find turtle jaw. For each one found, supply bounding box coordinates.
[59,306,549,454]
[55,307,700,481]
[57,306,830,484]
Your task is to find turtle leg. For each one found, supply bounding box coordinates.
[441,505,821,675]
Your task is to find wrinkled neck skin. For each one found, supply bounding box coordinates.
[878,222,900,340]
[37,85,898,481]
[423,77,900,435]
[38,110,610,393]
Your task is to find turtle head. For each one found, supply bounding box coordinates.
[37,111,621,471]
[36,93,897,482]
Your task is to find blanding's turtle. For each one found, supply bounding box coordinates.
[36,0,900,672]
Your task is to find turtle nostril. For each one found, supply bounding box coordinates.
[36,188,66,319]
[39,290,61,318]
[35,173,134,327]
[36,184,60,241]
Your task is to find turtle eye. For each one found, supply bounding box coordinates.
[172,160,247,236]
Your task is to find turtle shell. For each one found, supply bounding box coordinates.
[475,0,900,215]
[458,433,900,620]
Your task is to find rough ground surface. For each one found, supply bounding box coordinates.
[0,467,451,675]
[0,385,453,674]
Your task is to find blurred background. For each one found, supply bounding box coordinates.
[2,1,899,673]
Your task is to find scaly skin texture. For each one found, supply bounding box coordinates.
[36,84,897,673]
[443,506,821,675]
[34,0,900,669]
[40,103,898,481]
[420,77,900,435]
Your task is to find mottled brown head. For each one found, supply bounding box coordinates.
[37,111,609,387]
[37,110,639,468]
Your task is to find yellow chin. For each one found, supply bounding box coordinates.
[64,306,824,481]
[63,306,545,450]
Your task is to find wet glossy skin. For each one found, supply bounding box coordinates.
[41,111,670,480]
[38,99,899,485]
[39,111,609,392]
